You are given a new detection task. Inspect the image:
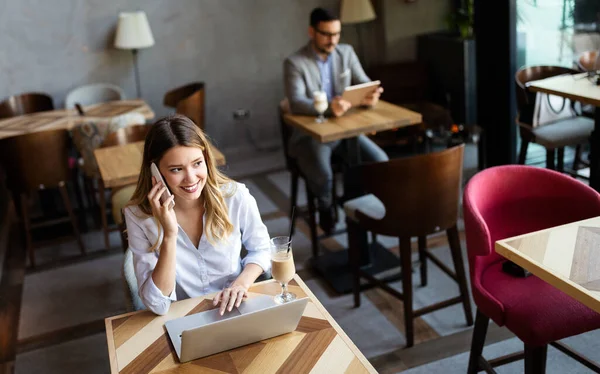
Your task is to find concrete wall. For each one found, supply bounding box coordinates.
[0,0,344,153]
[0,0,449,154]
[382,0,450,62]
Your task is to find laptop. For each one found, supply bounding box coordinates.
[165,295,309,363]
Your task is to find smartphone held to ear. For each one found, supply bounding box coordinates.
[150,163,175,209]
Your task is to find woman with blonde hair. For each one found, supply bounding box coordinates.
[124,115,271,315]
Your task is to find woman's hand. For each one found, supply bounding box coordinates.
[213,284,249,315]
[148,177,178,238]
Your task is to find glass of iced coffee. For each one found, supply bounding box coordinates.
[270,236,296,304]
[313,91,328,123]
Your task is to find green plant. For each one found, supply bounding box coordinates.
[447,0,474,39]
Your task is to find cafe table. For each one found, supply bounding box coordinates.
[527,73,600,190]
[496,215,600,313]
[0,99,154,140]
[283,100,422,293]
[93,141,226,248]
[104,275,377,374]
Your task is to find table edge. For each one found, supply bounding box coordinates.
[104,275,377,373]
[528,79,600,107]
[105,318,119,374]
[283,101,422,143]
[292,275,378,373]
[495,236,600,314]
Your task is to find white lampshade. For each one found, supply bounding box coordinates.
[114,11,155,50]
[340,0,377,24]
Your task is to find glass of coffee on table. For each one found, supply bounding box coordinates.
[313,90,328,123]
[270,236,296,304]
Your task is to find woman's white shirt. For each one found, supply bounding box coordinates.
[123,182,271,315]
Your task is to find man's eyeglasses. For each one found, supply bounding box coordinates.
[315,28,341,38]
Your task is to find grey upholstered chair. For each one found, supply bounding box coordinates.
[65,83,126,109]
[123,248,146,311]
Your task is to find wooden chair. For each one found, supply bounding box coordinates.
[515,66,593,171]
[344,144,473,347]
[163,83,205,129]
[0,92,54,119]
[96,124,150,249]
[577,50,599,72]
[102,124,150,147]
[0,129,85,267]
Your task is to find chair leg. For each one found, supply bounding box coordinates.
[545,149,556,170]
[98,178,110,250]
[467,309,490,374]
[418,236,427,286]
[71,167,87,232]
[20,193,35,268]
[573,144,582,170]
[85,176,101,229]
[59,182,85,255]
[399,236,414,348]
[524,344,547,374]
[347,218,362,308]
[331,172,339,223]
[556,147,565,173]
[518,139,529,164]
[447,225,474,326]
[290,171,299,237]
[306,189,319,258]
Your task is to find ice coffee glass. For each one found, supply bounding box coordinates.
[270,236,296,304]
[313,91,328,123]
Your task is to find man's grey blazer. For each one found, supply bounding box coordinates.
[283,43,371,148]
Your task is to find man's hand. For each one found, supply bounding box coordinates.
[361,87,384,107]
[331,96,352,117]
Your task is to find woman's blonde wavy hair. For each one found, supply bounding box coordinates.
[128,114,235,249]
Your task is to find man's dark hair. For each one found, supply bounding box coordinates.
[310,8,339,28]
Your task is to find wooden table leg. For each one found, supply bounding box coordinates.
[98,179,110,249]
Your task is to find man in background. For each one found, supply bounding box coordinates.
[283,7,387,234]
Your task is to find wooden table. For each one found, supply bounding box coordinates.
[528,73,600,190]
[0,100,154,140]
[283,100,422,143]
[284,100,422,293]
[105,275,376,374]
[496,216,600,313]
[94,141,226,189]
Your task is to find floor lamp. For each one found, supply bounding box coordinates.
[115,11,155,99]
[340,0,377,66]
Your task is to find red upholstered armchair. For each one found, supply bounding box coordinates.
[463,165,600,373]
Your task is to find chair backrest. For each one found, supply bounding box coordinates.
[163,82,205,129]
[102,124,150,148]
[577,50,599,72]
[65,83,126,109]
[463,165,600,317]
[514,66,578,126]
[0,129,70,192]
[353,144,464,237]
[366,61,428,103]
[0,93,54,119]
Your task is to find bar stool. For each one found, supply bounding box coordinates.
[344,144,473,347]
